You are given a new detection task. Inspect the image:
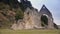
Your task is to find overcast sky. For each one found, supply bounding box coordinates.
[18,0,60,25]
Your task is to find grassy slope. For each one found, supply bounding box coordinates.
[0,29,60,34]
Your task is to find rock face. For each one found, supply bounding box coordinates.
[11,5,58,30]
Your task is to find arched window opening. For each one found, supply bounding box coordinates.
[41,15,48,27]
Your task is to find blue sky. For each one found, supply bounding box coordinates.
[29,0,60,25]
[18,0,60,25]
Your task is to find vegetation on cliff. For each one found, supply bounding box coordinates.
[0,0,30,28]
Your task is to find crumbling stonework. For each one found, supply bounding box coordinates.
[24,8,41,29]
[0,0,58,29]
[11,5,58,30]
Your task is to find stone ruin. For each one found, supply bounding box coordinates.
[11,5,58,30]
[0,0,58,30]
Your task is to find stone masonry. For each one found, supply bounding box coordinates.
[11,5,58,30]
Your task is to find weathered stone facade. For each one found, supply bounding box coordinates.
[11,5,58,30]
[0,0,58,30]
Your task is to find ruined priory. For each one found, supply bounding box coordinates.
[11,0,58,30]
[0,0,58,30]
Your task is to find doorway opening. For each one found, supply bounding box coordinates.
[41,15,48,27]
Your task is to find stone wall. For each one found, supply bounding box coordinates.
[11,5,58,30]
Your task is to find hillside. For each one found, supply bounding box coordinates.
[0,0,32,28]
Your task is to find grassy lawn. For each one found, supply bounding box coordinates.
[0,29,60,34]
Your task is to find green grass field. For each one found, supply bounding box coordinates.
[0,29,60,34]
